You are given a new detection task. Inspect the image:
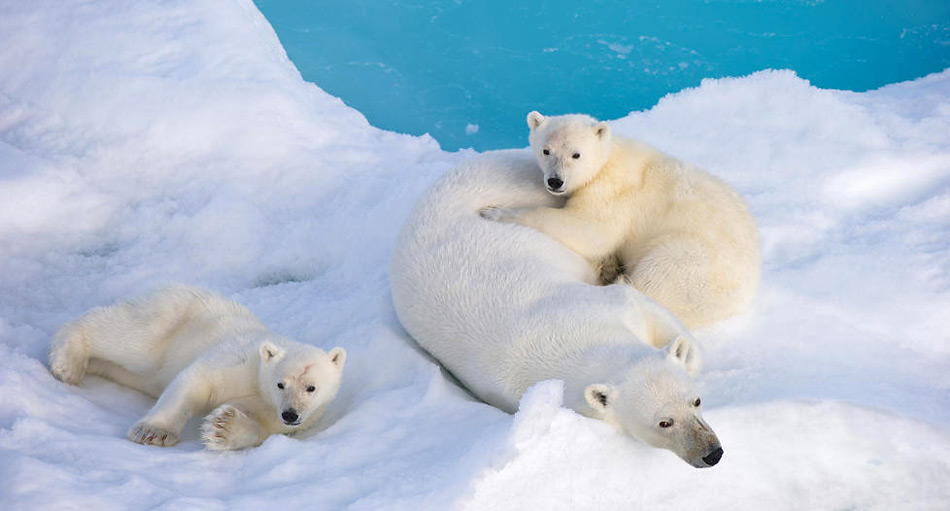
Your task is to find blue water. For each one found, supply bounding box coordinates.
[255,0,950,151]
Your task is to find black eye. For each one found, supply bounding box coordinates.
[542,149,550,155]
[277,382,284,390]
[306,385,316,393]
[659,420,673,428]
[693,397,701,407]
[572,153,580,159]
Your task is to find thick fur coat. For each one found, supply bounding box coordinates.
[484,112,761,329]
[390,151,723,467]
[49,285,346,451]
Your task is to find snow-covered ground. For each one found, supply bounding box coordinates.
[1,0,948,509]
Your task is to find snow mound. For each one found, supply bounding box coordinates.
[1,0,948,510]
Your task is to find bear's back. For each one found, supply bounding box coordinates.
[391,152,668,411]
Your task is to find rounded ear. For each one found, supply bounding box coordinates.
[527,111,545,130]
[664,335,702,377]
[594,121,610,140]
[584,383,611,414]
[328,347,346,370]
[260,341,285,363]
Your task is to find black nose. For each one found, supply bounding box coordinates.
[703,447,724,466]
[547,177,563,190]
[281,409,299,424]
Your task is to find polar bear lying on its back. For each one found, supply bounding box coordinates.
[391,151,723,468]
[482,112,760,329]
[49,285,346,451]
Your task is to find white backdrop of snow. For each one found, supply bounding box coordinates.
[1,0,948,510]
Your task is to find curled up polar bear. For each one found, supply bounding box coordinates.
[482,112,760,329]
[49,285,346,451]
[390,151,724,468]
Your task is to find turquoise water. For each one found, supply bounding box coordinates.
[255,0,950,151]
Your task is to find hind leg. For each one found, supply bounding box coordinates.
[48,302,147,385]
[48,289,191,391]
[49,322,93,385]
[626,235,721,330]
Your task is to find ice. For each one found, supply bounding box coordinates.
[1,0,948,510]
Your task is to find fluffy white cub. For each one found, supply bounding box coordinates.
[482,112,761,329]
[49,285,345,451]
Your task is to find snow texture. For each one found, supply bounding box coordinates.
[1,0,948,510]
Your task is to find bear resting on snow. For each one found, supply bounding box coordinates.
[391,148,726,468]
[49,285,346,451]
[482,112,760,329]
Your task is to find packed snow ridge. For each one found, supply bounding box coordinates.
[1,1,948,510]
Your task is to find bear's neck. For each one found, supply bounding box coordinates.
[569,138,662,205]
[559,343,651,417]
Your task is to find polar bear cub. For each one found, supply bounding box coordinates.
[49,285,346,451]
[482,112,761,329]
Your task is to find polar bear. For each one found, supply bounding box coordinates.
[391,151,723,468]
[49,285,346,451]
[481,112,760,329]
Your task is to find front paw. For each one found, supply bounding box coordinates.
[479,206,516,223]
[128,421,180,447]
[201,404,261,451]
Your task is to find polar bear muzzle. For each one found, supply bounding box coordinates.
[281,408,300,426]
[675,417,724,468]
[702,446,724,466]
[546,176,565,194]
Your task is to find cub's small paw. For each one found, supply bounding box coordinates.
[201,404,260,451]
[479,206,515,222]
[48,340,87,385]
[596,254,627,286]
[611,273,633,286]
[128,421,180,447]
[49,355,86,386]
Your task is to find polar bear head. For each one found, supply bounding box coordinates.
[583,337,724,468]
[258,341,346,428]
[527,111,613,196]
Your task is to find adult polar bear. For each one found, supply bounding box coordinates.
[390,151,724,468]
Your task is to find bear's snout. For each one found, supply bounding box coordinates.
[281,408,299,425]
[702,447,724,466]
[546,176,564,192]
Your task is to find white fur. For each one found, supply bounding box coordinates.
[488,112,761,329]
[390,151,723,467]
[49,285,346,451]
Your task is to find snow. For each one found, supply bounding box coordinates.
[1,0,948,510]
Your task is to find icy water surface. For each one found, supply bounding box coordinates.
[256,1,949,151]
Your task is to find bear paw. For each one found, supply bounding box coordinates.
[479,206,516,223]
[597,254,627,285]
[200,404,262,451]
[128,421,180,447]
[48,343,87,386]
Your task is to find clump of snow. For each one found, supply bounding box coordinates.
[1,0,948,510]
